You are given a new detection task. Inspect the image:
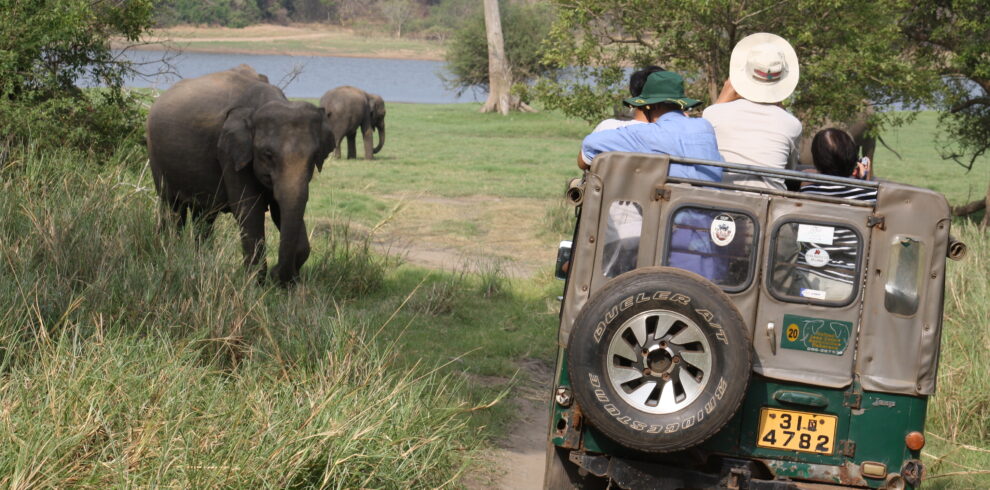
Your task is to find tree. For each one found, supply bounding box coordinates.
[0,0,155,154]
[444,1,556,110]
[379,0,416,38]
[532,0,938,128]
[903,0,990,225]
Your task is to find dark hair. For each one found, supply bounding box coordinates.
[629,65,665,96]
[811,128,858,177]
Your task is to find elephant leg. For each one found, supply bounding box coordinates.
[232,199,268,280]
[333,136,342,159]
[362,124,374,160]
[189,207,219,244]
[347,133,357,160]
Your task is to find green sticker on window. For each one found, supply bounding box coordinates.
[781,314,852,356]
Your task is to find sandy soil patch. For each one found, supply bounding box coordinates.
[369,194,559,278]
[463,358,553,490]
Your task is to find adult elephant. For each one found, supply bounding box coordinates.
[319,86,385,160]
[147,64,334,285]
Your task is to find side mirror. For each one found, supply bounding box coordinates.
[554,240,573,280]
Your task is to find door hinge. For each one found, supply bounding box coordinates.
[867,215,885,229]
[844,390,862,409]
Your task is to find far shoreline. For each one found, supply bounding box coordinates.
[117,42,445,62]
[114,23,446,62]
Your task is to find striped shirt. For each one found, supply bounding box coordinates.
[794,183,876,284]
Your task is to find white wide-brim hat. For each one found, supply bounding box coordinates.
[729,33,799,103]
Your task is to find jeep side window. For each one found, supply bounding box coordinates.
[663,207,756,289]
[602,200,643,278]
[884,236,924,316]
[769,221,863,304]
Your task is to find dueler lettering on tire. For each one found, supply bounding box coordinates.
[567,267,752,453]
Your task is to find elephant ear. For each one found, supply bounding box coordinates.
[316,108,334,172]
[218,107,255,172]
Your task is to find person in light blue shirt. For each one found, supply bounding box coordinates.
[577,70,726,280]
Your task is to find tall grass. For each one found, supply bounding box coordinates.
[0,144,480,487]
[924,222,990,487]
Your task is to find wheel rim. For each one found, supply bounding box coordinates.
[605,310,713,414]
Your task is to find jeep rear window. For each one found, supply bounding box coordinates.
[662,207,756,291]
[768,221,862,305]
[884,236,924,316]
[602,200,643,278]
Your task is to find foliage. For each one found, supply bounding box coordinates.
[0,90,148,157]
[902,0,990,170]
[0,0,154,156]
[531,0,940,126]
[379,0,417,38]
[444,1,559,97]
[153,0,262,27]
[0,0,152,100]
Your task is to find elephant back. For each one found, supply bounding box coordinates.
[319,86,371,129]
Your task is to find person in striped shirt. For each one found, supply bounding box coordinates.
[792,128,876,300]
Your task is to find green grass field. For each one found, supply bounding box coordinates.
[0,102,987,486]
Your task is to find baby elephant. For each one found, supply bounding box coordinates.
[146,65,334,285]
[319,86,386,160]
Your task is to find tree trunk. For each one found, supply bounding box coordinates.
[951,178,990,229]
[984,178,990,229]
[480,0,514,115]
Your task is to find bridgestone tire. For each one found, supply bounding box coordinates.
[567,267,752,453]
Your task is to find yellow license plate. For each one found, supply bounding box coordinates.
[756,408,838,455]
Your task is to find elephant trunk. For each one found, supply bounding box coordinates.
[273,172,311,285]
[373,123,385,154]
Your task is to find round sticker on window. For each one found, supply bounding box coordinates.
[710,214,736,247]
[805,248,830,267]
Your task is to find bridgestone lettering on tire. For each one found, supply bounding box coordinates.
[567,267,752,453]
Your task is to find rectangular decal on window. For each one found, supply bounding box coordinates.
[781,314,852,356]
[796,224,834,245]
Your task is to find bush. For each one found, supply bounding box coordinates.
[0,91,148,158]
[0,0,154,157]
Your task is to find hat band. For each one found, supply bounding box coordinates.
[753,69,782,82]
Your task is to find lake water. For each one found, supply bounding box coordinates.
[119,50,485,104]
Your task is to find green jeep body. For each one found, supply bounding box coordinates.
[546,152,965,489]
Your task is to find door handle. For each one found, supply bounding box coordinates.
[767,322,776,355]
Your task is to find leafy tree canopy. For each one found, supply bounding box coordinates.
[532,0,940,128]
[0,0,154,155]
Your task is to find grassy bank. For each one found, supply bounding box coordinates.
[131,24,445,60]
[0,101,987,486]
[0,141,559,486]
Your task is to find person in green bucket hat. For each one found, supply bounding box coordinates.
[622,70,701,113]
[579,70,725,280]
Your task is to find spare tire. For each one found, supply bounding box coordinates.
[567,267,752,453]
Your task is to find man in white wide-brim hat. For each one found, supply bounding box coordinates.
[703,33,803,190]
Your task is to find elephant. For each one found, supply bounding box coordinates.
[798,106,900,168]
[146,64,334,285]
[319,86,385,160]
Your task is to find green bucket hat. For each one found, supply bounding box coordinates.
[623,71,701,110]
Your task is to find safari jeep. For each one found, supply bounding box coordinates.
[545,152,966,489]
